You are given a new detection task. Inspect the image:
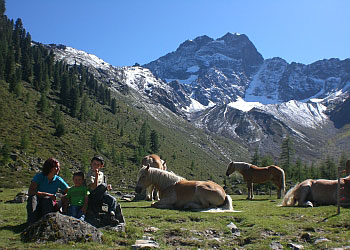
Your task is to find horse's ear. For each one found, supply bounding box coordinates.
[146,164,150,170]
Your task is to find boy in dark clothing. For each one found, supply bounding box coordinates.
[86,156,124,224]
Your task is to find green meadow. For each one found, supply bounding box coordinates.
[1,188,349,249]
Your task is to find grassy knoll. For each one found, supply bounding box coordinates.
[1,188,350,249]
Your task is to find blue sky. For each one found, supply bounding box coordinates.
[6,0,350,67]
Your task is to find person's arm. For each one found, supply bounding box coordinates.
[64,195,70,214]
[28,181,56,200]
[88,168,99,190]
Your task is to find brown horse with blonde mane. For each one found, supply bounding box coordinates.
[135,165,233,211]
[226,161,286,199]
[282,176,350,207]
[141,154,167,201]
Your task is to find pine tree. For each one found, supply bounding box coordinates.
[279,135,294,178]
[52,105,62,127]
[1,140,11,164]
[251,147,260,166]
[79,94,90,121]
[54,123,65,137]
[37,93,49,113]
[69,87,80,117]
[111,98,117,114]
[21,32,33,83]
[5,45,15,83]
[261,155,274,167]
[139,122,150,152]
[150,129,160,153]
[20,131,30,150]
[0,0,5,16]
[325,156,336,179]
[13,18,23,64]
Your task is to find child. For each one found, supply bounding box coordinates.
[65,171,89,221]
[86,155,124,223]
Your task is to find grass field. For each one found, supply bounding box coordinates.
[0,188,350,249]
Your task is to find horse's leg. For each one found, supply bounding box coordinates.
[277,187,282,199]
[154,188,160,201]
[145,185,154,201]
[247,182,253,200]
[297,185,312,207]
[274,180,282,199]
[151,196,174,209]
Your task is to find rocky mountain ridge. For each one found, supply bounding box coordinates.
[44,32,350,162]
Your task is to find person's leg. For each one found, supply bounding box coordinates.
[39,197,54,217]
[68,205,80,218]
[88,184,107,214]
[115,203,125,224]
[102,192,117,214]
[26,195,39,224]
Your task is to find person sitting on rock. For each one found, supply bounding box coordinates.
[26,157,69,225]
[86,155,124,224]
[65,171,89,221]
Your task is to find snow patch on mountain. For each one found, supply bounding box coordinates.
[261,100,328,128]
[122,66,167,93]
[228,97,263,112]
[54,46,114,71]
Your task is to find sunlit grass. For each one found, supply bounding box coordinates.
[1,189,350,249]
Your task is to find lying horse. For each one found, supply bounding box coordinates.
[282,176,350,207]
[226,161,286,199]
[135,165,233,211]
[141,154,167,201]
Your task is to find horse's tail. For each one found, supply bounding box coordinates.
[280,168,286,195]
[221,195,234,211]
[281,183,300,206]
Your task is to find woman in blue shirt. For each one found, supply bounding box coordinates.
[26,157,69,224]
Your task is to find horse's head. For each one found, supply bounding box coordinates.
[135,165,152,194]
[226,162,236,176]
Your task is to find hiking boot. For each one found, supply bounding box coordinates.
[109,211,119,226]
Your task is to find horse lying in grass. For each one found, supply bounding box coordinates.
[226,161,286,199]
[282,176,350,207]
[135,165,233,211]
[141,154,167,201]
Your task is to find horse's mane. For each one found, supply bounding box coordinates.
[140,166,185,190]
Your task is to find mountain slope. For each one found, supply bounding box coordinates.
[45,33,350,165]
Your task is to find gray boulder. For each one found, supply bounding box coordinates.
[21,213,103,243]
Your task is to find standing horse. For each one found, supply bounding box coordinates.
[135,165,233,211]
[141,154,167,201]
[282,177,350,207]
[226,161,286,199]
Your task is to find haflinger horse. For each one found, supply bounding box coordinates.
[141,154,167,201]
[135,165,234,211]
[226,161,286,200]
[282,176,350,207]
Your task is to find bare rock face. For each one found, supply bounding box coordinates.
[21,213,103,243]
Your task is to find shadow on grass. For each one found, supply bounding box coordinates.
[121,206,151,209]
[317,213,340,223]
[234,198,272,202]
[0,222,27,234]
